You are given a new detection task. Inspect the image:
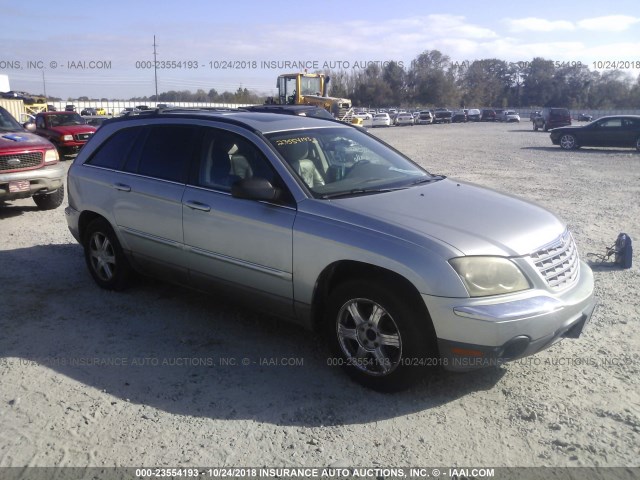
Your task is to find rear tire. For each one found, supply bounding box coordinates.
[636,137,640,152]
[33,185,64,210]
[83,218,132,291]
[533,123,538,131]
[324,280,438,392]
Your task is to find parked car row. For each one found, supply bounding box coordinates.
[369,108,523,126]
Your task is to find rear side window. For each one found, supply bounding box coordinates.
[86,127,143,170]
[134,125,200,183]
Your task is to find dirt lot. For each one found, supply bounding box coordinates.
[1,121,638,470]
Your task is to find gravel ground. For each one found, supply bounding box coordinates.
[0,121,638,470]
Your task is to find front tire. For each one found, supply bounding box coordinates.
[33,185,64,210]
[325,280,437,391]
[83,218,132,290]
[560,134,578,150]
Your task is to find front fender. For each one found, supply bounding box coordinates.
[292,208,468,306]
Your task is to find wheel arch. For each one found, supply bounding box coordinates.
[309,260,434,336]
[78,210,109,243]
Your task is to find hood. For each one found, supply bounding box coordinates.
[0,130,55,151]
[550,124,583,131]
[331,179,565,257]
[47,124,96,135]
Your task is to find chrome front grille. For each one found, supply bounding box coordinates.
[0,151,43,171]
[530,231,580,290]
[75,132,93,141]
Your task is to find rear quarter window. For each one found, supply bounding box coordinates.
[86,127,144,170]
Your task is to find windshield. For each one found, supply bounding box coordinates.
[266,127,437,198]
[299,76,322,96]
[0,107,23,132]
[48,113,86,127]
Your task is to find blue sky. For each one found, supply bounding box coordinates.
[2,0,639,99]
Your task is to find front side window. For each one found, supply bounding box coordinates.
[266,127,436,198]
[195,129,276,190]
[598,118,622,128]
[192,128,294,205]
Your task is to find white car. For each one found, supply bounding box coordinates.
[417,111,434,125]
[395,113,414,126]
[502,110,521,122]
[372,112,391,127]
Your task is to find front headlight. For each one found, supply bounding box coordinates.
[449,257,530,297]
[44,148,59,164]
[62,134,74,142]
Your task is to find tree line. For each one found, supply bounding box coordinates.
[327,50,640,109]
[129,87,263,105]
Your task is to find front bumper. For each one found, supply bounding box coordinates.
[423,261,596,371]
[0,163,65,200]
[59,142,86,154]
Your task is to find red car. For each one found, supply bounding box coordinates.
[32,111,96,157]
[0,106,65,209]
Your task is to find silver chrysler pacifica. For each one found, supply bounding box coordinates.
[65,109,596,391]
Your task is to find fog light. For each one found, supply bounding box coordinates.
[499,336,530,359]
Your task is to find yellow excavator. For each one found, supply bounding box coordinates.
[266,73,356,123]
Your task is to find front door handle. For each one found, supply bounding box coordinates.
[112,183,131,192]
[184,200,211,212]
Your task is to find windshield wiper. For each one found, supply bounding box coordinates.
[321,186,409,199]
[410,175,446,185]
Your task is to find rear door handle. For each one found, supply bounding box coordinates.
[112,183,131,192]
[184,200,211,212]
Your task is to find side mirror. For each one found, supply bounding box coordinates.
[231,178,279,202]
[23,122,36,132]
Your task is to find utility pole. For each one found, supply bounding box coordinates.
[153,35,159,101]
[42,70,48,103]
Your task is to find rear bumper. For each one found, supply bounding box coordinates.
[422,261,597,371]
[65,205,82,243]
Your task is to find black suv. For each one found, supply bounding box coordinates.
[480,109,496,121]
[533,108,571,131]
